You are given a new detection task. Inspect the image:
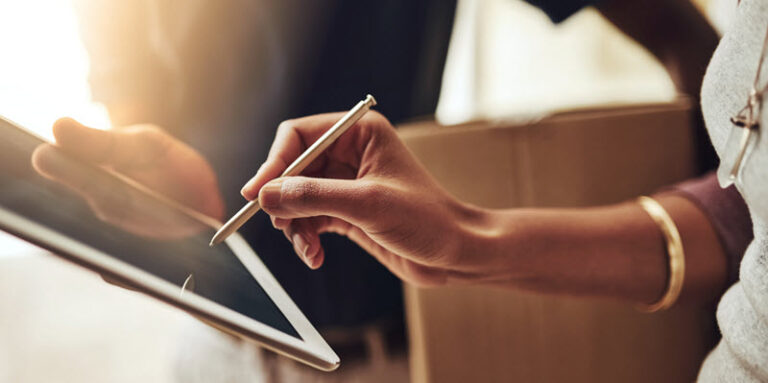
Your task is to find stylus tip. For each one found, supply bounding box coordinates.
[209,226,229,246]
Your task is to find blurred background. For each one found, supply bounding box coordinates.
[0,0,731,381]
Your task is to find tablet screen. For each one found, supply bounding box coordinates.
[0,118,300,339]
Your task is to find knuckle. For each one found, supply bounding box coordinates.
[365,110,388,124]
[122,126,172,167]
[131,126,168,148]
[359,112,396,141]
[131,124,164,138]
[364,111,392,130]
[277,119,296,134]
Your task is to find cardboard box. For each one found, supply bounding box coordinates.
[398,100,716,383]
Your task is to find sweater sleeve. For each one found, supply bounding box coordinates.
[670,172,753,285]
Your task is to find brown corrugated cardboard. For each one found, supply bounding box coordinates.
[398,99,716,383]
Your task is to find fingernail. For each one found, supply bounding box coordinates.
[291,232,312,265]
[259,179,283,209]
[307,253,321,270]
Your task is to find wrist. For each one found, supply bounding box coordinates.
[451,202,529,281]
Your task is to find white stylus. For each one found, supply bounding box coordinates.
[210,94,377,246]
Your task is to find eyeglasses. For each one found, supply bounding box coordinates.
[718,24,768,191]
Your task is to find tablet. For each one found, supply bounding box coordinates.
[0,116,339,371]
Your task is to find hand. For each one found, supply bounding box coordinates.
[240,112,489,287]
[32,118,225,238]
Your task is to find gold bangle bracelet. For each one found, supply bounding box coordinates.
[636,196,685,313]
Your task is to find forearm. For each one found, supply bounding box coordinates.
[459,193,727,306]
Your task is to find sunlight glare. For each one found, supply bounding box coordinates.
[0,0,111,141]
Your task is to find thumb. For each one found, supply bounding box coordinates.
[258,176,385,228]
[53,117,170,169]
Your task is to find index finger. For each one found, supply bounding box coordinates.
[241,112,352,200]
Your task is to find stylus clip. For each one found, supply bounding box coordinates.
[180,273,195,298]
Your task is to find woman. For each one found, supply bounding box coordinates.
[234,1,767,380]
[45,0,763,380]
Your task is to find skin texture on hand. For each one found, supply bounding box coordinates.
[32,118,225,238]
[241,112,489,286]
[242,111,727,306]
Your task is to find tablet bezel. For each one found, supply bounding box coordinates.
[0,117,339,371]
[0,208,340,370]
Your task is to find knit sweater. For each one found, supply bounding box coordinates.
[697,0,768,380]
